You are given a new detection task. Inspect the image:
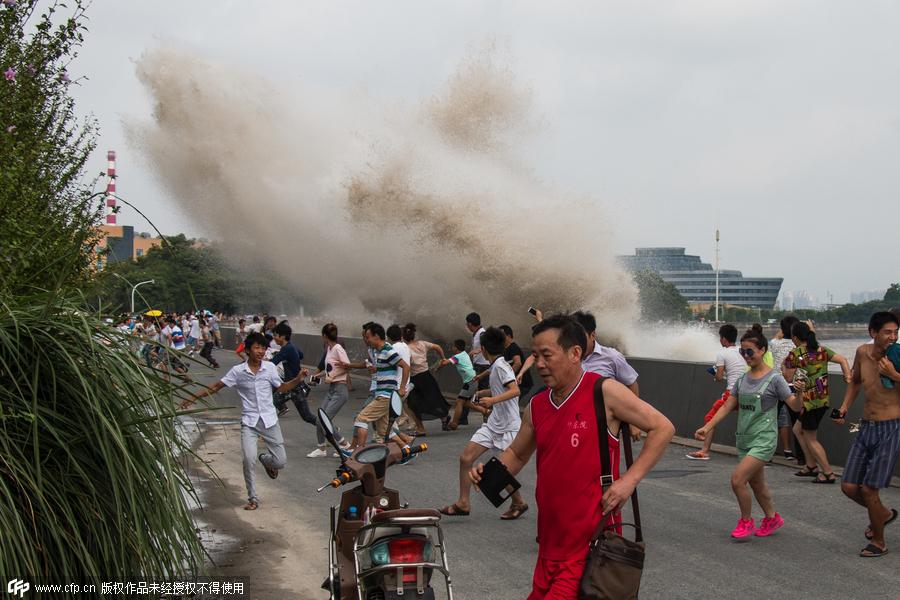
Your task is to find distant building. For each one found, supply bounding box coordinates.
[94,225,162,270]
[850,289,886,304]
[618,247,783,309]
[781,290,819,310]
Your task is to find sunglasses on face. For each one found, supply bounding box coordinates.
[739,348,756,358]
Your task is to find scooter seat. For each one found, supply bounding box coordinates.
[370,508,441,524]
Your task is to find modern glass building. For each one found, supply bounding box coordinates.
[618,247,783,309]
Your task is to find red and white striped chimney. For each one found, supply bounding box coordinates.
[105,150,117,224]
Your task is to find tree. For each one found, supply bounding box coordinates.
[0,1,202,585]
[91,236,305,315]
[885,283,900,303]
[632,269,691,322]
[0,0,102,295]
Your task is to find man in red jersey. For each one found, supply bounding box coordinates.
[470,315,674,599]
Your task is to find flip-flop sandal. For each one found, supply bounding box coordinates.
[794,467,819,477]
[439,504,470,516]
[243,501,259,511]
[812,472,837,484]
[866,508,899,540]
[859,543,888,558]
[501,504,529,520]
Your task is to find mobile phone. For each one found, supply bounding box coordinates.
[830,408,843,420]
[528,307,537,316]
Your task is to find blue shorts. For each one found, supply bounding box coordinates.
[777,402,792,428]
[843,418,900,489]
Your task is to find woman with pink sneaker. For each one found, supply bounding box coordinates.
[695,327,804,540]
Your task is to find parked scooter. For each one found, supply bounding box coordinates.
[317,394,454,600]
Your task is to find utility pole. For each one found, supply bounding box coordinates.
[715,229,720,322]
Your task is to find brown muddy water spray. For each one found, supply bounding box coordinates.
[127,47,717,360]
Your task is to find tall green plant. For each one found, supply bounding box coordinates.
[0,292,203,581]
[0,1,203,586]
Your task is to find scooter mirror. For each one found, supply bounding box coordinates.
[389,392,403,420]
[317,408,343,458]
[383,391,403,443]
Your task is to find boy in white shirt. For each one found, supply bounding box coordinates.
[440,327,528,519]
[181,332,308,510]
[687,323,747,460]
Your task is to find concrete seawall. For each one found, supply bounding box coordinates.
[220,326,897,477]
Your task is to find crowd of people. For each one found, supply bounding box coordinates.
[115,310,226,374]
[691,310,900,557]
[166,305,899,596]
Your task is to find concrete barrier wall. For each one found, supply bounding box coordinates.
[221,327,895,476]
[625,357,896,475]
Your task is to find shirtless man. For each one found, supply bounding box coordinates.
[834,311,900,557]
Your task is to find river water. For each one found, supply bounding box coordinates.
[820,338,869,359]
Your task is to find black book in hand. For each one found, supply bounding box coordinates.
[478,457,521,508]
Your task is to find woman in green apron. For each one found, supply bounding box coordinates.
[695,328,804,539]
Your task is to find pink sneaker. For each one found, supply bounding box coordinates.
[755,513,784,537]
[731,518,756,539]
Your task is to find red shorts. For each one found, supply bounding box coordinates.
[528,556,585,600]
[703,390,731,423]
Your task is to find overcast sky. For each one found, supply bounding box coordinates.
[67,1,899,303]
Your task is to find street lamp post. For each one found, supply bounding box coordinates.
[131,279,155,315]
[715,229,720,322]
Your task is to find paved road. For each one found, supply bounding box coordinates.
[192,353,900,599]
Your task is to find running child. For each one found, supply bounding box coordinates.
[695,328,803,539]
[439,339,489,430]
[686,323,746,460]
[439,327,528,520]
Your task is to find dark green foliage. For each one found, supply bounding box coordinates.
[632,269,691,322]
[885,283,900,303]
[91,236,304,315]
[705,297,898,324]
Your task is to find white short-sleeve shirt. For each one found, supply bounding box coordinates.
[220,361,283,428]
[716,345,748,390]
[472,327,489,366]
[486,357,521,434]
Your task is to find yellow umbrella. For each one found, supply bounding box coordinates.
[144,309,163,317]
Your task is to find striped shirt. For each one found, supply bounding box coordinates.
[374,342,403,395]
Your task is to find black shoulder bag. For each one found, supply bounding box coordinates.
[578,378,645,600]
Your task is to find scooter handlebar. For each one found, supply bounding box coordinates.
[317,470,352,493]
[402,443,428,459]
